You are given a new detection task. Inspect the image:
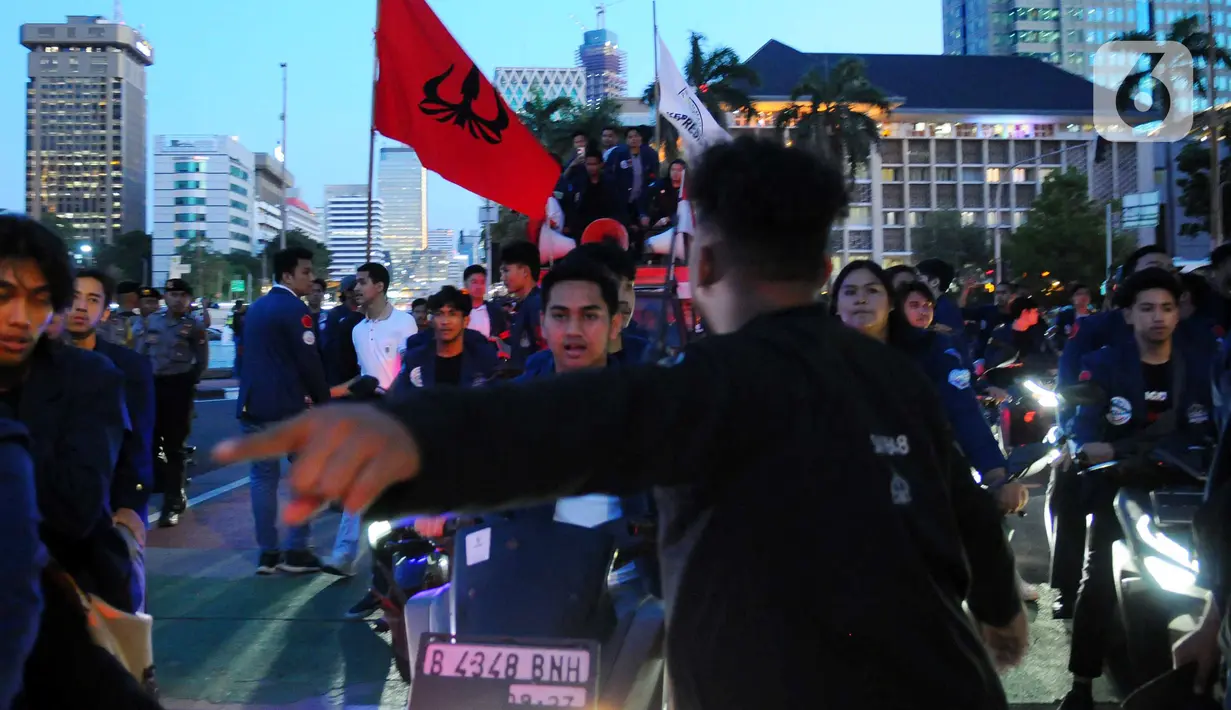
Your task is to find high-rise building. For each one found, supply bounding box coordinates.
[253,152,294,253]
[457,230,485,267]
[377,146,427,290]
[943,1,1229,106]
[151,135,256,286]
[285,195,321,244]
[577,29,627,104]
[324,184,384,281]
[21,15,154,244]
[495,67,586,109]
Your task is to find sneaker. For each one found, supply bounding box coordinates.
[345,591,381,619]
[321,556,356,577]
[278,549,323,574]
[256,551,281,575]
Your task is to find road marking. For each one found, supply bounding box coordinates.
[149,475,251,525]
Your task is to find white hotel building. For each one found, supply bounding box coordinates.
[151,134,256,286]
[324,184,384,281]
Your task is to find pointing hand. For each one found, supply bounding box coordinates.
[212,403,422,525]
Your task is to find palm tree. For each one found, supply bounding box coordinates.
[642,31,759,159]
[772,57,890,180]
[518,88,572,144]
[1113,15,1231,117]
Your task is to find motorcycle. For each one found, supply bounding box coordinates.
[1104,441,1211,689]
[400,511,667,710]
[367,515,452,682]
[977,356,1061,453]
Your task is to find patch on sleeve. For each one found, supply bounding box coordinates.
[302,330,316,346]
[947,368,971,390]
[1188,404,1210,424]
[1107,396,1133,426]
[410,366,424,387]
[1078,370,1093,382]
[301,314,313,329]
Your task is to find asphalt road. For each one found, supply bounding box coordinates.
[145,406,1117,709]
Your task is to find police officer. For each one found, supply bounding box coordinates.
[135,277,208,526]
[99,281,140,348]
[134,286,161,336]
[218,137,1026,710]
[1057,268,1216,710]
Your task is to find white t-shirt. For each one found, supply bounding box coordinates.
[352,306,418,390]
[467,302,491,338]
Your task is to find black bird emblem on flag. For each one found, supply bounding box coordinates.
[419,64,510,145]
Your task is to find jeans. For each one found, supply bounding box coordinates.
[244,420,310,554]
[329,510,363,570]
[115,524,145,613]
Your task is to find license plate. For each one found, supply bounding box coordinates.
[508,684,588,707]
[421,641,591,684]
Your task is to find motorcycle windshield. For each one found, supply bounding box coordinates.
[452,519,617,641]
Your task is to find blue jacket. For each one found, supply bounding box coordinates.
[507,287,544,369]
[95,339,155,522]
[897,329,1007,476]
[320,304,363,387]
[0,418,44,710]
[1072,340,1216,452]
[391,330,499,392]
[982,323,1055,372]
[519,333,653,374]
[932,295,970,360]
[238,286,330,424]
[1059,308,1131,388]
[605,144,659,215]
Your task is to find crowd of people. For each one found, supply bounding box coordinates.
[553,125,688,255]
[13,134,1231,708]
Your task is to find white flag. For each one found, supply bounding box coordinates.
[656,36,731,157]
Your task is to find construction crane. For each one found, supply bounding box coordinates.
[589,0,625,31]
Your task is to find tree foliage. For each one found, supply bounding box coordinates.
[642,31,759,160]
[517,92,624,164]
[1003,169,1136,289]
[96,230,152,283]
[488,208,530,248]
[773,57,890,179]
[911,211,991,268]
[1174,139,1231,238]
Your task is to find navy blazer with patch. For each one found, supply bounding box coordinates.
[392,329,499,392]
[237,286,330,424]
[1073,339,1216,450]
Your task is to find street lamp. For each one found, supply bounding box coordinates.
[79,243,93,266]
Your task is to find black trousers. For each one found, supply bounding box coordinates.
[1047,461,1087,604]
[153,372,196,512]
[1068,482,1122,679]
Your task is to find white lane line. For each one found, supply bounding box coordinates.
[149,475,251,525]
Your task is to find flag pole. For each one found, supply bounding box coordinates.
[365,0,381,263]
[652,0,661,152]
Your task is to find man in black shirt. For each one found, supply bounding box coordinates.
[320,276,362,386]
[391,286,497,391]
[1060,268,1217,710]
[217,137,1025,710]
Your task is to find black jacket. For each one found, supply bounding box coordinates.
[367,305,1016,710]
[95,339,155,521]
[16,341,131,610]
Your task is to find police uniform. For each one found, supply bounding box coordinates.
[134,279,208,523]
[364,304,1019,710]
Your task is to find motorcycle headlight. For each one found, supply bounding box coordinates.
[1023,379,1059,408]
[367,520,393,548]
[1135,514,1200,593]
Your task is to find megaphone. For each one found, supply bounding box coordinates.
[646,228,686,262]
[581,218,629,250]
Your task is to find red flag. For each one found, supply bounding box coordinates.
[374,0,557,220]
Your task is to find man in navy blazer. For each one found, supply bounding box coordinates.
[605,126,659,252]
[238,246,331,575]
[64,269,155,611]
[390,286,498,393]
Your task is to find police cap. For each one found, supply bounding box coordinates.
[340,275,358,292]
[116,281,140,295]
[138,287,161,300]
[164,278,192,295]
